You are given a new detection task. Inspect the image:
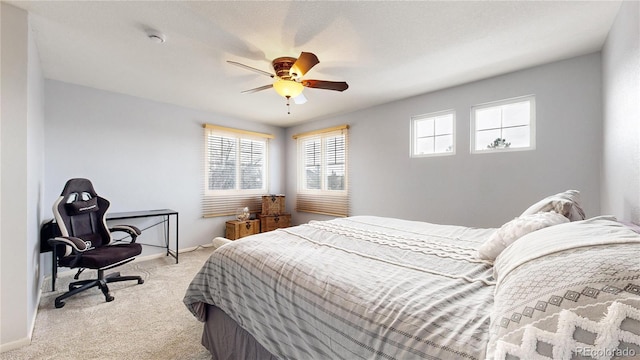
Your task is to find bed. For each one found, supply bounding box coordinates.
[184,191,640,360]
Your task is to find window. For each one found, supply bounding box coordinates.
[411,110,455,157]
[294,125,349,217]
[202,124,272,217]
[471,95,535,153]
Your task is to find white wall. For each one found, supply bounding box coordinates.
[43,81,286,263]
[286,53,603,227]
[601,0,640,224]
[1,2,45,351]
[26,6,46,346]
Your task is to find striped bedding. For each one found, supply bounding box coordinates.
[184,216,496,359]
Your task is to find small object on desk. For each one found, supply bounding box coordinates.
[226,219,260,240]
[259,213,291,233]
[261,194,285,215]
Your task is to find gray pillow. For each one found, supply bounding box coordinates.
[520,189,585,221]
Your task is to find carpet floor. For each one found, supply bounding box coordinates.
[2,246,216,360]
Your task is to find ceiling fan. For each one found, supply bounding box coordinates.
[227,52,348,114]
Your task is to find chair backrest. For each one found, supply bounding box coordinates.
[53,178,112,255]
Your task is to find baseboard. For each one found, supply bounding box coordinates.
[127,245,211,262]
[0,335,31,353]
[2,276,45,353]
[31,286,42,338]
[2,280,45,353]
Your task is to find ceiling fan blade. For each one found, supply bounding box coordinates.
[290,52,319,78]
[293,93,307,105]
[227,61,274,78]
[301,80,349,92]
[241,84,273,94]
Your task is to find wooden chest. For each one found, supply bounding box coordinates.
[225,219,260,240]
[261,195,286,215]
[259,214,291,232]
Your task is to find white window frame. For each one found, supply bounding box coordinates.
[202,124,272,217]
[293,125,349,217]
[298,131,347,195]
[470,95,536,154]
[410,110,456,158]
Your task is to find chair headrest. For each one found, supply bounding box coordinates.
[60,178,97,198]
[65,197,99,215]
[60,178,103,215]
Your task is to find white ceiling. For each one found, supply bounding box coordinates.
[9,1,621,127]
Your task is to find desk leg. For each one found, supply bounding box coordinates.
[164,214,178,264]
[164,215,170,258]
[175,213,179,263]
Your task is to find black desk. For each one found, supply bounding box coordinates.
[107,209,179,264]
[41,209,179,291]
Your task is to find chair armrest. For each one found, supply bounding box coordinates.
[109,225,142,243]
[48,236,91,252]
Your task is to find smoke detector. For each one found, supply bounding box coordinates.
[146,30,166,44]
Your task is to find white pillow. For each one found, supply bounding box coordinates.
[520,189,585,221]
[477,211,569,261]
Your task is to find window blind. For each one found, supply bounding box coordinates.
[293,125,349,217]
[203,124,272,217]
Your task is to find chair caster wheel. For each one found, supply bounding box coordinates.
[138,279,144,284]
[106,294,115,302]
[55,301,65,308]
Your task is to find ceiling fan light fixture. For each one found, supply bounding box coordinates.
[230,51,347,113]
[273,79,304,98]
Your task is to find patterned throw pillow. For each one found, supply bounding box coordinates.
[477,211,569,261]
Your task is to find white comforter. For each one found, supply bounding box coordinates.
[184,216,496,359]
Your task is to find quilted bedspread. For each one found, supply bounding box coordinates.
[184,216,496,359]
[487,217,640,360]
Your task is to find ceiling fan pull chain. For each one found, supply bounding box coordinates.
[286,96,292,115]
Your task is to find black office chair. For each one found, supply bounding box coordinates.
[48,178,144,308]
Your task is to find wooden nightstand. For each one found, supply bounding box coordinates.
[225,219,260,240]
[258,214,291,233]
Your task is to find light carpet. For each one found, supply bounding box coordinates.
[2,246,217,360]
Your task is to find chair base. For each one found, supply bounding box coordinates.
[54,269,144,308]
